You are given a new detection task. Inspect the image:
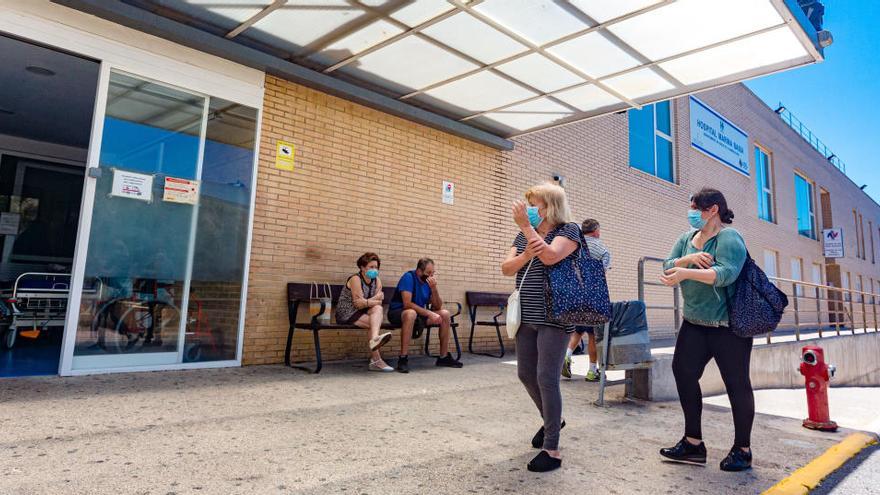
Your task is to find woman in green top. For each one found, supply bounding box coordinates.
[658,188,754,472]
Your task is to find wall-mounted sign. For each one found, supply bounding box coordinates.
[823,228,844,258]
[163,177,200,205]
[689,96,749,176]
[0,212,20,235]
[110,169,153,202]
[275,140,296,171]
[442,181,454,205]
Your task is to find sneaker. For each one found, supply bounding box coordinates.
[660,437,707,465]
[369,332,392,351]
[720,447,752,472]
[585,369,599,382]
[531,420,566,449]
[561,356,572,379]
[395,355,409,373]
[435,353,463,368]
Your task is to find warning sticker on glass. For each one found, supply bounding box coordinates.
[110,169,153,202]
[163,176,200,205]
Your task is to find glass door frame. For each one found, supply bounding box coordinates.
[57,63,262,376]
[1,4,265,376]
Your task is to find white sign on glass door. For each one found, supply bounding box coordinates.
[110,169,153,202]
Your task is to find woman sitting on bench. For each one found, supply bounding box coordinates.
[335,252,393,372]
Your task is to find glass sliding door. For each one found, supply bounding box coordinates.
[183,98,257,363]
[69,71,259,372]
[72,72,206,370]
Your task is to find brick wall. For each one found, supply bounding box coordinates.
[242,75,880,365]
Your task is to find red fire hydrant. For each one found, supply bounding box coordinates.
[798,345,838,431]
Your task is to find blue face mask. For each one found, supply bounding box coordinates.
[365,269,379,280]
[527,206,543,228]
[688,209,706,229]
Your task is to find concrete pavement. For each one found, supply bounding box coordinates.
[0,355,854,494]
[704,387,880,494]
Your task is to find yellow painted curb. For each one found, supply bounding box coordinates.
[762,432,878,495]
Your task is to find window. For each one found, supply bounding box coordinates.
[842,271,851,302]
[628,101,674,182]
[795,174,816,239]
[859,214,866,260]
[811,263,823,286]
[763,249,778,286]
[790,257,803,296]
[870,221,875,264]
[755,146,774,222]
[855,275,863,303]
[812,262,824,302]
[853,209,862,258]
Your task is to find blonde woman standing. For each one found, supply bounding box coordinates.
[501,183,581,473]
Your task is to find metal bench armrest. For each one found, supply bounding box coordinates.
[310,300,328,327]
[446,301,462,320]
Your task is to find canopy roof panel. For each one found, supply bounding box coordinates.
[107,0,824,140]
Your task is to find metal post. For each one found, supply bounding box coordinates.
[792,282,800,341]
[815,286,822,338]
[871,294,877,332]
[849,293,856,335]
[637,258,645,302]
[831,290,843,337]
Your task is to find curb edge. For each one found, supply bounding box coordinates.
[762,432,879,495]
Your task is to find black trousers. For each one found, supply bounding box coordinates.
[672,320,755,448]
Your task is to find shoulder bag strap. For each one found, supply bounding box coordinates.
[518,258,535,291]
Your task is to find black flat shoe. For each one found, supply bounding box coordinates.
[527,451,562,472]
[531,420,566,449]
[720,447,752,472]
[660,437,707,465]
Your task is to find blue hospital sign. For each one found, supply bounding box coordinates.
[689,97,750,176]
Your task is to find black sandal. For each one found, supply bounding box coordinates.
[531,420,566,448]
[527,451,562,472]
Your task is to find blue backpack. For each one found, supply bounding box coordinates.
[727,251,789,338]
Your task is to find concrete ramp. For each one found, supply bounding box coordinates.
[632,332,880,401]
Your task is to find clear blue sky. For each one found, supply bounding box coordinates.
[745,0,880,203]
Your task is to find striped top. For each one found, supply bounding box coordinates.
[513,222,581,331]
[583,236,612,271]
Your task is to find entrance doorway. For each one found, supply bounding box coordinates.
[0,35,99,377]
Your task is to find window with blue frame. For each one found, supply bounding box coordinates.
[795,173,816,239]
[755,146,774,222]
[628,101,674,182]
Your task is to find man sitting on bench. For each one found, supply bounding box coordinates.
[388,258,463,373]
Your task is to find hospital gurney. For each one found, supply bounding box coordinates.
[0,272,80,349]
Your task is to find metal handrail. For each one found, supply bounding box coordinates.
[637,256,680,332]
[637,257,879,343]
[776,105,847,175]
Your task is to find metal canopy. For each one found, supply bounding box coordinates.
[64,0,824,144]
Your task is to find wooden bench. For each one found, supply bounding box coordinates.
[465,291,510,358]
[285,282,461,373]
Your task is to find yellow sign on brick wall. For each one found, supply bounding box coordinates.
[275,141,296,171]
